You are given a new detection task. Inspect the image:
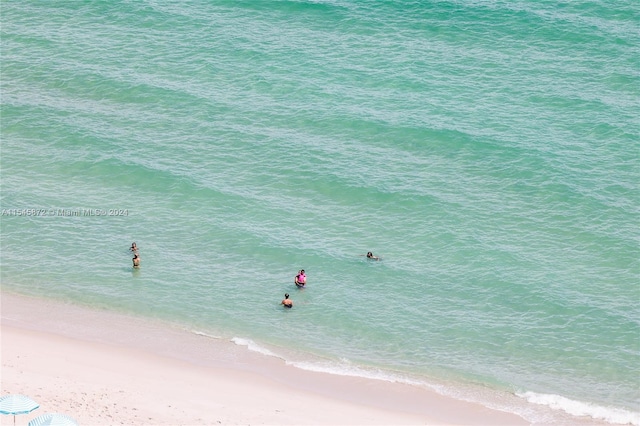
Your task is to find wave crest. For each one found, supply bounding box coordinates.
[517,391,640,425]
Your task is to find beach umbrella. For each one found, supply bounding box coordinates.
[0,394,39,425]
[28,413,78,426]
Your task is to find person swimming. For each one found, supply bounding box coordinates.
[130,242,138,252]
[294,270,306,287]
[281,293,293,308]
[362,251,380,260]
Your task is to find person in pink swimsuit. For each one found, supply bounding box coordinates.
[295,270,306,287]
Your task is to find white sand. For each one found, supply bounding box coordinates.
[1,292,528,425]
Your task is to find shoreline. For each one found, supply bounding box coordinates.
[0,291,530,425]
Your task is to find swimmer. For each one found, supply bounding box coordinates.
[132,253,140,268]
[130,242,138,252]
[294,269,306,287]
[281,293,293,308]
[361,251,380,260]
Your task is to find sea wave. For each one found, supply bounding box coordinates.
[231,337,281,358]
[517,391,640,426]
[230,337,428,385]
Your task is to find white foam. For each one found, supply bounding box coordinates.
[286,358,427,387]
[191,330,222,339]
[231,337,280,358]
[517,391,640,426]
[229,339,429,387]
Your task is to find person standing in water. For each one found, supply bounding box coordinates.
[294,269,306,287]
[132,253,141,268]
[281,293,293,308]
[130,242,138,252]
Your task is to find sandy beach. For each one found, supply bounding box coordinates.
[1,292,528,425]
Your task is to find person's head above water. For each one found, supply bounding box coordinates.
[282,293,293,307]
[367,252,373,257]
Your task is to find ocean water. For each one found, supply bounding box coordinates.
[1,1,639,424]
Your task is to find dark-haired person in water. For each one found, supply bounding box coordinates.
[281,293,293,308]
[361,251,380,260]
[294,270,306,287]
[132,253,141,268]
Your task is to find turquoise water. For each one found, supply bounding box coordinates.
[1,1,639,424]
